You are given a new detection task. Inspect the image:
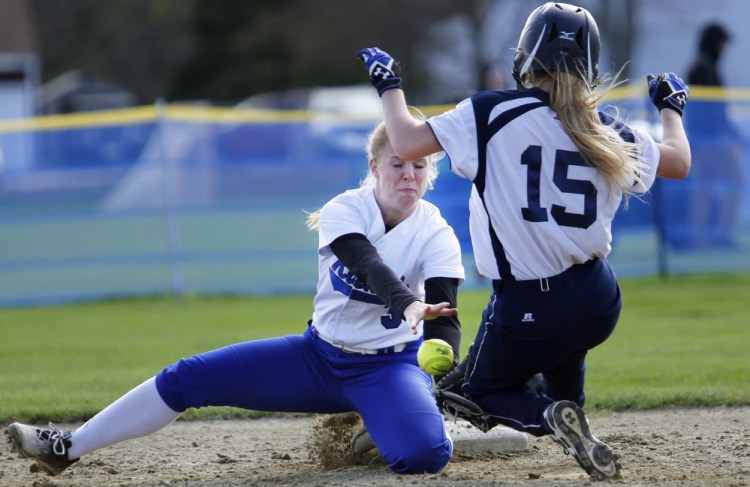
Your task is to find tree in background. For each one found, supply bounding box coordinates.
[28,0,632,107]
[29,0,193,104]
[169,0,292,103]
[169,0,465,104]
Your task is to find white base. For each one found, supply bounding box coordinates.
[446,419,528,453]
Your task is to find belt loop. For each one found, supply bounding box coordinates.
[540,277,550,292]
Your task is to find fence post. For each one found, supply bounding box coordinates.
[156,98,184,296]
[652,178,669,279]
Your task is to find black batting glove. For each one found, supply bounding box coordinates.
[647,72,689,117]
[357,47,403,96]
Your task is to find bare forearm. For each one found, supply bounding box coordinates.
[657,109,691,179]
[381,90,443,160]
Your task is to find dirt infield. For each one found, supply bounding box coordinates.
[3,406,749,486]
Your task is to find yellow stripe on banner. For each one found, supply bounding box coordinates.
[166,105,385,124]
[163,105,314,123]
[0,105,383,132]
[685,86,750,101]
[605,85,750,102]
[0,106,158,132]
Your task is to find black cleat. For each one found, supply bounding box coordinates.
[350,425,376,455]
[545,401,621,479]
[7,422,78,476]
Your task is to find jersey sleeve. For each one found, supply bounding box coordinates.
[427,98,479,181]
[317,193,367,250]
[420,217,465,283]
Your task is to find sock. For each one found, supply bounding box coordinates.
[67,377,180,459]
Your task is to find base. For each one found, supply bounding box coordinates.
[446,419,528,453]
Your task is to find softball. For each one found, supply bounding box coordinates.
[417,338,454,376]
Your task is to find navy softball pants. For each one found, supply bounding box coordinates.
[463,258,622,436]
[154,327,452,473]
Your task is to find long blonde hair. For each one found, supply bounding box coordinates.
[306,119,439,230]
[524,69,645,202]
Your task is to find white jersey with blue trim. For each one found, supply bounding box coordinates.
[311,186,465,349]
[427,88,660,281]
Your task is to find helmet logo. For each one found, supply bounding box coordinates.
[558,31,576,40]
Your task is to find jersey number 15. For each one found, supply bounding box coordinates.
[520,145,597,229]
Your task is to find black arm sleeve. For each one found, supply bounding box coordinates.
[423,276,461,365]
[329,233,419,319]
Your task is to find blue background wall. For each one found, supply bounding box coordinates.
[1,96,749,307]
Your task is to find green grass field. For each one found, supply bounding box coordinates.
[1,273,748,423]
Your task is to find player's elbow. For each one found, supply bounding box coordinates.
[390,141,425,162]
[658,161,690,180]
[657,146,691,180]
[388,126,442,162]
[673,159,691,180]
[670,152,692,180]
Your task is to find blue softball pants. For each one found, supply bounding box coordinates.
[463,258,622,437]
[155,327,452,474]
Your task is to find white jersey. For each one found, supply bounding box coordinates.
[427,88,660,281]
[311,186,465,350]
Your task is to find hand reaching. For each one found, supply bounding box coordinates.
[357,47,403,96]
[647,72,689,117]
[403,301,457,335]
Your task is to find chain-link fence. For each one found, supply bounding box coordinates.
[1,89,749,306]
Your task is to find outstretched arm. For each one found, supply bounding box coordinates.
[358,47,443,161]
[647,73,692,180]
[330,234,458,336]
[381,90,443,160]
[330,233,419,319]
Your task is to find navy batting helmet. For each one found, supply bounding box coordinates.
[512,2,600,87]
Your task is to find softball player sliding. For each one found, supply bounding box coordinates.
[358,1,691,480]
[8,121,465,476]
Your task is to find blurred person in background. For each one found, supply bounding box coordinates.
[358,1,690,480]
[672,22,746,249]
[7,121,465,477]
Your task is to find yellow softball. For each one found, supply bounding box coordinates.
[417,338,454,376]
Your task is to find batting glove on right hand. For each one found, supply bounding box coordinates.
[647,72,689,117]
[357,47,402,96]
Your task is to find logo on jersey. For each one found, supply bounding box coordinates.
[329,260,384,304]
[522,313,535,323]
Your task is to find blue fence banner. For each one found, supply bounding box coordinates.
[1,88,749,307]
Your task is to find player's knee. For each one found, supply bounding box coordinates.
[154,361,190,413]
[385,436,452,474]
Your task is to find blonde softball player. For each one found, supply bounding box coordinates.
[8,121,465,476]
